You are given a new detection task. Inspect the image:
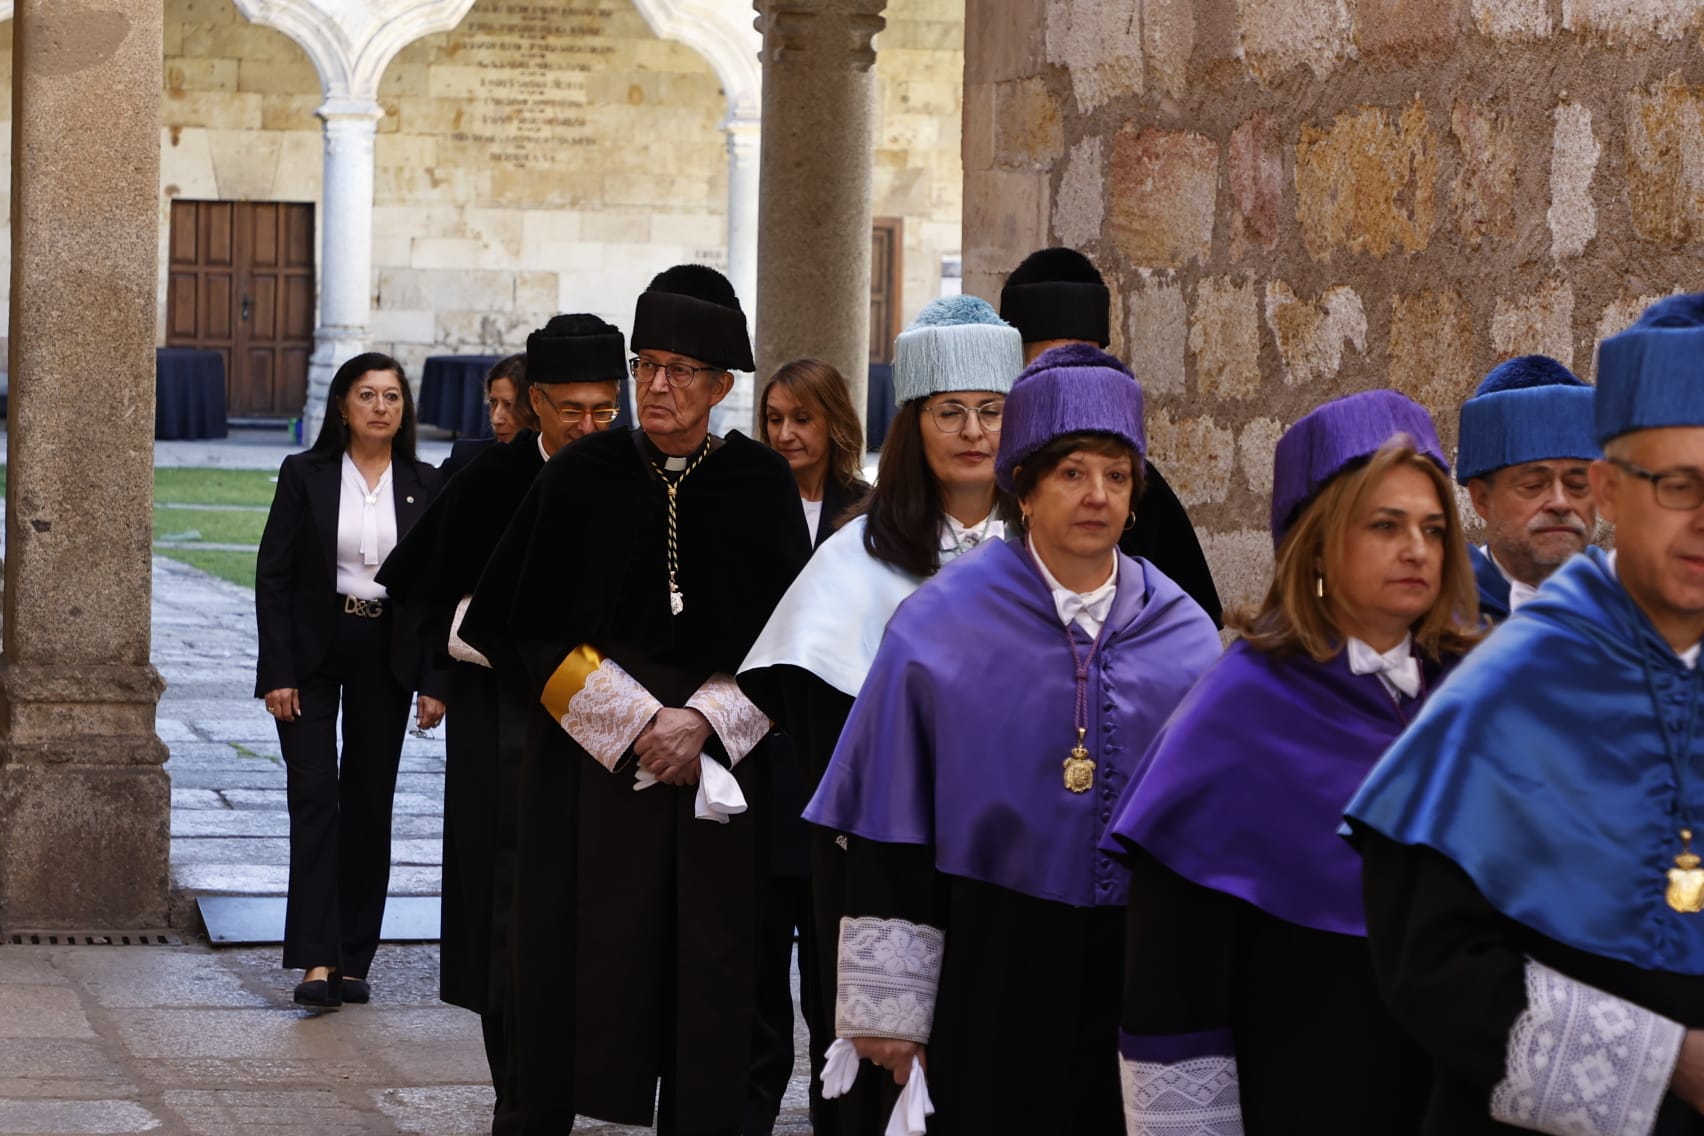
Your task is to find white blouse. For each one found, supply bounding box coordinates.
[335,453,396,600]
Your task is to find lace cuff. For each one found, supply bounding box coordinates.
[1120,1055,1244,1136]
[1491,959,1683,1136]
[560,658,662,772]
[834,916,944,1045]
[448,595,492,668]
[685,674,770,765]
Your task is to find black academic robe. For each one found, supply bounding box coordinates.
[1360,833,1704,1135]
[1121,848,1431,1133]
[375,430,545,1017]
[1123,461,1222,628]
[460,427,811,1135]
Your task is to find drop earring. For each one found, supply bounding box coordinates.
[1315,575,1325,599]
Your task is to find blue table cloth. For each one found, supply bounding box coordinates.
[419,354,504,438]
[865,363,896,450]
[155,347,229,440]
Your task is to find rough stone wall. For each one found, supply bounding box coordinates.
[964,0,1704,612]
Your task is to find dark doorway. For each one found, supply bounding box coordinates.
[870,217,903,365]
[167,200,315,418]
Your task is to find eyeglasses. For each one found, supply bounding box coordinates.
[924,400,1004,434]
[1610,457,1704,511]
[630,357,723,388]
[532,386,620,425]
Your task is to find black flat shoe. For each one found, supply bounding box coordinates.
[341,976,370,1004]
[292,974,343,1008]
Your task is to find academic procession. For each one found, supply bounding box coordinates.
[15,2,1704,1136]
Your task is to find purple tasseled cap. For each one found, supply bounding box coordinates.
[1269,390,1447,547]
[995,342,1145,494]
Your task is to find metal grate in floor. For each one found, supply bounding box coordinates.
[4,930,184,946]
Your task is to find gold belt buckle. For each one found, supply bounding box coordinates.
[343,595,382,619]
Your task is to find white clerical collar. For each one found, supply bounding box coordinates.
[662,454,689,472]
[1029,538,1118,639]
[939,512,1002,559]
[1347,634,1421,699]
[1484,546,1540,613]
[537,434,551,463]
[1607,550,1701,669]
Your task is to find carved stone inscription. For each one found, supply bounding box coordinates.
[447,3,615,166]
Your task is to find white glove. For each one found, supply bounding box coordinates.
[821,1038,859,1099]
[818,1039,934,1135]
[632,754,749,824]
[888,1058,933,1136]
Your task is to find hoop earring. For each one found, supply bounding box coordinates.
[1315,575,1325,599]
[1124,511,1137,532]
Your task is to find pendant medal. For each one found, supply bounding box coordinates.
[669,588,685,616]
[1063,728,1094,793]
[1669,829,1704,913]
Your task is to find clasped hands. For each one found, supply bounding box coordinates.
[635,706,713,786]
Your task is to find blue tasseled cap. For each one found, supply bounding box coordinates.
[1596,294,1704,445]
[1454,355,1597,484]
[891,295,1024,406]
[995,343,1144,495]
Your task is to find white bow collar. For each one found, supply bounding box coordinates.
[1030,539,1119,639]
[1347,635,1421,699]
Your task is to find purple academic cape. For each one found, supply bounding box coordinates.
[804,537,1221,908]
[1102,639,1458,936]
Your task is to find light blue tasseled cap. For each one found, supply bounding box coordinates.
[891,295,1024,407]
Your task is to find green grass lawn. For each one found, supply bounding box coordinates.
[0,466,277,589]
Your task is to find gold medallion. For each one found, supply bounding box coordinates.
[1063,728,1094,793]
[1670,829,1704,913]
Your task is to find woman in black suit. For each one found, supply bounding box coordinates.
[255,352,448,1008]
[747,358,871,1135]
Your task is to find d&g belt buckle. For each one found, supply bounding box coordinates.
[343,595,384,619]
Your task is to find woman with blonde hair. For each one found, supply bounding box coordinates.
[1105,389,1480,1133]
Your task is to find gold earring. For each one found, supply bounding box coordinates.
[1124,511,1137,532]
[1316,575,1325,599]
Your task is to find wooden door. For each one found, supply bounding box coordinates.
[870,218,902,365]
[167,200,315,418]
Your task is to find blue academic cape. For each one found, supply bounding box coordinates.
[1347,547,1704,975]
[1470,544,1512,624]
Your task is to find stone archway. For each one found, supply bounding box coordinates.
[230,0,479,439]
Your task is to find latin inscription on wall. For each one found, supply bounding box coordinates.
[445,3,613,166]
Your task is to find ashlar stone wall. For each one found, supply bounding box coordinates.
[965,0,1704,611]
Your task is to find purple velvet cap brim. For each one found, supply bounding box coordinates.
[1270,390,1447,546]
[996,343,1145,493]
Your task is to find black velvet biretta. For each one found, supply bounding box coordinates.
[630,264,755,373]
[999,247,1112,348]
[525,313,627,385]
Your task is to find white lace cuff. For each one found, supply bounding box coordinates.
[684,674,770,765]
[1120,1054,1244,1136]
[1491,959,1683,1136]
[448,595,492,668]
[560,659,663,772]
[834,916,944,1045]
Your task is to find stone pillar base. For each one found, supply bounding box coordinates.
[0,661,169,932]
[304,329,366,447]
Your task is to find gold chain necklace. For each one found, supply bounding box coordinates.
[651,444,710,615]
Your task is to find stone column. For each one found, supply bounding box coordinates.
[753,0,886,433]
[304,99,384,444]
[721,118,761,435]
[0,0,169,931]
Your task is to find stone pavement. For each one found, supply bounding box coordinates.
[0,426,814,1134]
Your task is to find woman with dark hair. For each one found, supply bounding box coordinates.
[803,344,1221,1133]
[740,295,1022,1134]
[439,353,538,477]
[255,351,447,1008]
[1104,390,1480,1133]
[761,357,870,546]
[747,358,872,1134]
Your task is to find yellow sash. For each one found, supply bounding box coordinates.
[540,643,605,722]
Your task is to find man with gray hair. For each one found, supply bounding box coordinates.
[1455,354,1599,622]
[1349,295,1704,1133]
